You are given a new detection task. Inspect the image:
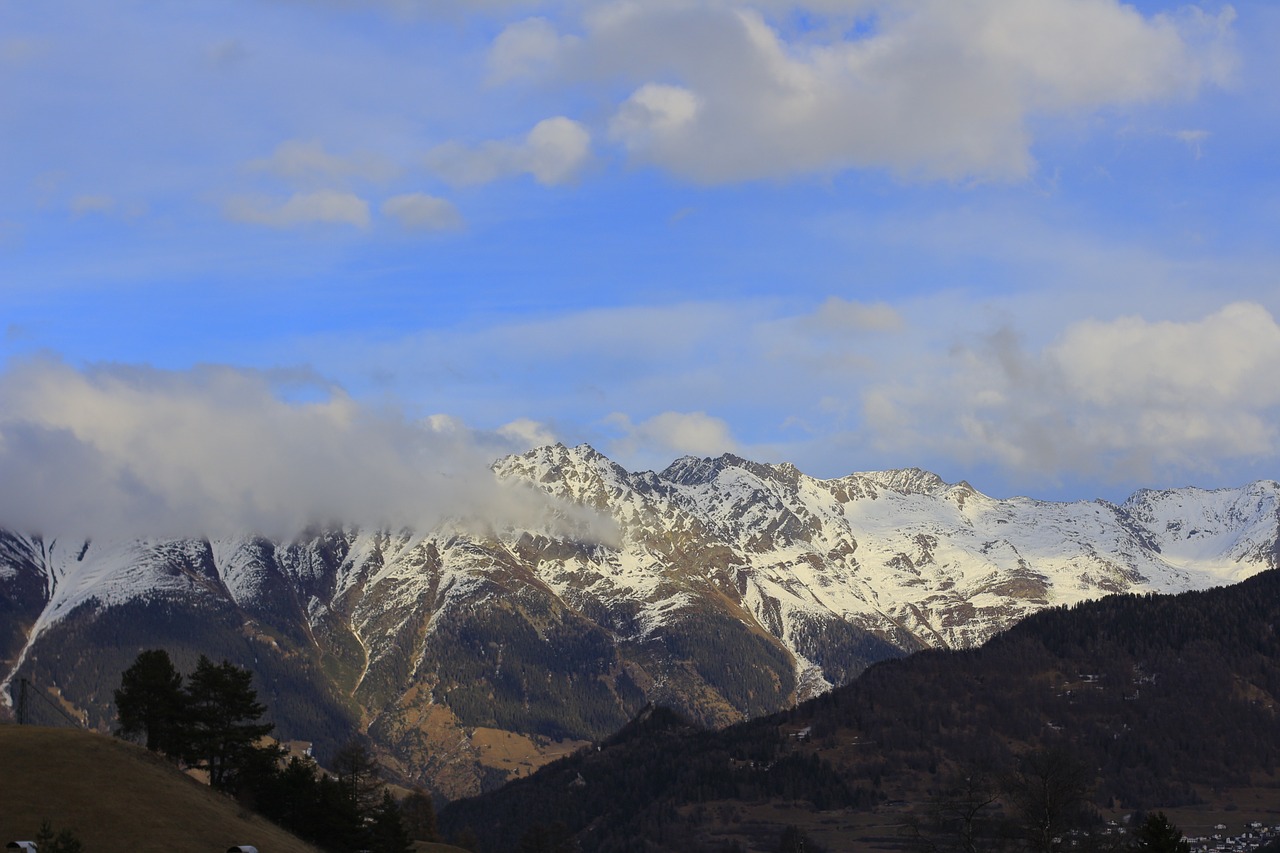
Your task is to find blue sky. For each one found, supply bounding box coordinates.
[3,0,1279,535]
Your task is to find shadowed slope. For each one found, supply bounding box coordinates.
[0,725,322,853]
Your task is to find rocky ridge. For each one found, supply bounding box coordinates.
[1,444,1276,797]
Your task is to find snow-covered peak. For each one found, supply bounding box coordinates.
[846,467,950,497]
[6,445,1279,732]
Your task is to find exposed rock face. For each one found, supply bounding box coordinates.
[3,445,1277,798]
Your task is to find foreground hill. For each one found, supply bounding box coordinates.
[3,444,1277,797]
[0,725,321,853]
[439,569,1280,852]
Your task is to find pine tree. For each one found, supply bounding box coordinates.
[34,819,84,853]
[368,789,415,853]
[179,655,278,790]
[1130,812,1191,853]
[401,786,439,842]
[114,649,184,754]
[332,737,385,814]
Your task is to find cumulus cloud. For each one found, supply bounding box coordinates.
[604,410,739,461]
[488,17,579,83]
[426,116,591,186]
[511,0,1236,182]
[861,302,1280,484]
[225,190,372,229]
[609,84,702,153]
[0,359,589,539]
[381,193,464,231]
[1048,302,1280,408]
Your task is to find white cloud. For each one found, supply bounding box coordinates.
[225,190,372,229]
[488,17,579,83]
[609,84,702,153]
[860,302,1280,484]
[381,193,464,231]
[0,359,583,539]
[1174,128,1210,158]
[805,297,904,333]
[531,0,1237,182]
[497,417,558,448]
[426,116,591,187]
[525,116,593,185]
[1048,302,1280,408]
[247,140,398,186]
[283,289,1280,492]
[604,410,739,461]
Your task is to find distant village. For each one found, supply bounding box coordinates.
[1075,819,1280,852]
[1184,822,1280,853]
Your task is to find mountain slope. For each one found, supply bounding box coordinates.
[2,444,1277,798]
[438,569,1280,852]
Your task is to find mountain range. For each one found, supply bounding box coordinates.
[2,443,1277,797]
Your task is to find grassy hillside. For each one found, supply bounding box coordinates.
[0,725,323,853]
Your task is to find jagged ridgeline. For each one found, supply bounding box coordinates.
[2,444,1278,798]
[439,570,1280,853]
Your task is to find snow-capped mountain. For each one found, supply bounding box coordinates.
[2,444,1276,797]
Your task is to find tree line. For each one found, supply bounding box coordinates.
[114,649,436,853]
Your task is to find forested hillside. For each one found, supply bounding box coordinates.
[440,570,1280,852]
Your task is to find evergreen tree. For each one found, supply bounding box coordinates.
[113,649,184,754]
[368,789,415,853]
[778,825,823,853]
[314,771,365,853]
[180,655,278,790]
[401,786,440,842]
[332,736,386,814]
[1129,812,1191,853]
[519,821,580,853]
[34,819,84,853]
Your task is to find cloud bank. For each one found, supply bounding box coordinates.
[0,360,575,539]
[3,300,1277,537]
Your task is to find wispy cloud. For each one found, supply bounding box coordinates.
[224,191,372,229]
[381,193,464,231]
[247,140,399,186]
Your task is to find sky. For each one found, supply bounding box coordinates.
[2,0,1279,536]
